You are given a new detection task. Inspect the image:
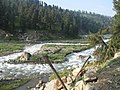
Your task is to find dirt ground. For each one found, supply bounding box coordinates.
[95,58,120,90]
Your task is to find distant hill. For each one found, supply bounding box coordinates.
[0,0,113,40]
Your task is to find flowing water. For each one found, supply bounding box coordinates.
[0,43,95,79]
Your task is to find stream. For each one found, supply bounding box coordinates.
[0,43,96,79]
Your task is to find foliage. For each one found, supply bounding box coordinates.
[88,33,102,46]
[97,56,120,73]
[93,45,114,61]
[88,32,115,60]
[111,0,120,51]
[0,0,113,40]
[93,0,120,61]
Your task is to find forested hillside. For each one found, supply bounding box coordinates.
[0,0,113,40]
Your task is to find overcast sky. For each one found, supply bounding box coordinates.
[41,0,116,16]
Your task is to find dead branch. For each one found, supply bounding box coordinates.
[73,56,91,82]
[43,55,68,90]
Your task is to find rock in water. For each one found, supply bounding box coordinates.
[19,51,31,61]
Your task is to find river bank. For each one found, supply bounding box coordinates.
[14,73,50,90]
[31,56,120,90]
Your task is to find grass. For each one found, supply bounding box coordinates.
[87,56,120,73]
[0,78,30,90]
[97,57,120,72]
[0,43,25,56]
[48,45,89,61]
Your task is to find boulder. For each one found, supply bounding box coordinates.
[44,80,58,90]
[40,46,62,54]
[72,68,81,77]
[67,76,73,84]
[36,80,43,88]
[67,76,75,84]
[19,52,31,61]
[55,76,67,89]
[73,80,85,90]
[85,83,99,90]
[61,83,71,90]
[78,55,87,60]
[72,80,98,90]
[84,69,97,83]
[72,67,86,77]
[43,76,67,90]
[114,51,120,59]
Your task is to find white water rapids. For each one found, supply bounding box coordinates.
[0,43,96,79]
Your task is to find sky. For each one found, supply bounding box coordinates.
[41,0,116,16]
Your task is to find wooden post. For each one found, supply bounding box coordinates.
[43,55,67,90]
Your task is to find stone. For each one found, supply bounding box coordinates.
[72,67,86,78]
[36,80,43,88]
[61,76,67,83]
[55,76,67,89]
[85,83,98,90]
[72,68,81,77]
[84,69,97,83]
[84,77,98,83]
[38,83,46,90]
[78,55,87,60]
[67,76,75,85]
[19,51,31,61]
[116,67,120,71]
[114,51,120,59]
[67,76,73,84]
[73,80,98,90]
[74,80,85,90]
[44,80,58,90]
[61,83,71,90]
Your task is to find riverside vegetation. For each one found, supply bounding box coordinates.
[0,43,25,56]
[0,78,30,90]
[30,44,90,63]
